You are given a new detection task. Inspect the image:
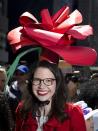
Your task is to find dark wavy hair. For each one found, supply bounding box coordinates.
[21,60,68,122]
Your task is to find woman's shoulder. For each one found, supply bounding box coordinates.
[16,101,24,113]
[64,103,86,131]
[65,102,78,108]
[65,102,83,115]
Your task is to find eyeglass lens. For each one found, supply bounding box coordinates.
[32,78,56,86]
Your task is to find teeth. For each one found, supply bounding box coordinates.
[38,91,48,95]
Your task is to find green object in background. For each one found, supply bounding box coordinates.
[6,47,42,87]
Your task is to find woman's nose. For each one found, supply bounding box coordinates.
[38,81,46,89]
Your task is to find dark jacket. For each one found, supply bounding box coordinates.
[0,92,14,131]
[6,81,22,121]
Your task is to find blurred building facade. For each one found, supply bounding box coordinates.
[0,0,8,64]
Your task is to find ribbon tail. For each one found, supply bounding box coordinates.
[19,12,39,26]
[52,5,69,22]
[53,6,70,26]
[67,25,93,39]
[53,10,82,33]
[45,45,97,66]
[7,27,38,52]
[41,9,53,30]
[24,27,63,43]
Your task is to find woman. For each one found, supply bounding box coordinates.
[15,60,86,131]
[65,73,80,102]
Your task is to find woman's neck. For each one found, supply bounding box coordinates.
[39,100,51,116]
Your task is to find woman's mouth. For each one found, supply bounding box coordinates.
[37,90,48,96]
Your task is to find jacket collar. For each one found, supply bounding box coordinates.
[28,113,61,128]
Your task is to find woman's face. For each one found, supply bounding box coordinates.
[32,67,56,102]
[85,117,94,131]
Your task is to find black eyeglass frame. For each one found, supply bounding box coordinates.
[32,78,56,86]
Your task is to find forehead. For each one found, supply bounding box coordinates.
[34,67,55,78]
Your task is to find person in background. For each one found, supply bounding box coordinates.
[15,60,86,131]
[6,64,30,121]
[90,73,98,81]
[74,101,98,131]
[0,66,14,131]
[65,73,80,102]
[78,80,98,131]
[78,80,98,109]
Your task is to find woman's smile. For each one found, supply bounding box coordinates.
[32,67,56,102]
[37,90,49,96]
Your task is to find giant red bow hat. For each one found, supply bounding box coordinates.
[7,6,97,66]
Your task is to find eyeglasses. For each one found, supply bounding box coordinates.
[32,78,56,86]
